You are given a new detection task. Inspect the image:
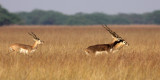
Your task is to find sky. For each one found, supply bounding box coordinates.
[0,0,160,15]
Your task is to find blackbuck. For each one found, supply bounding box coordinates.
[9,32,44,54]
[85,25,129,56]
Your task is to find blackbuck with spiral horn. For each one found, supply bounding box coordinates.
[85,25,129,56]
[9,32,44,54]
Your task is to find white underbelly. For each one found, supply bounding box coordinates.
[19,48,36,54]
[19,48,29,54]
[30,49,36,53]
[95,51,108,56]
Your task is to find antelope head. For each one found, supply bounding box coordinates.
[28,32,44,45]
[103,25,129,46]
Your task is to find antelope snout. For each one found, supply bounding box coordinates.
[126,43,129,46]
[41,41,44,44]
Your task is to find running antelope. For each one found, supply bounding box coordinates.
[85,25,129,56]
[9,32,44,54]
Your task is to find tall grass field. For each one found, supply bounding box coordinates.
[0,25,160,80]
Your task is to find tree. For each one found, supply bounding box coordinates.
[151,10,160,24]
[15,9,160,25]
[0,5,21,26]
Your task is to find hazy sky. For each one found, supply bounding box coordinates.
[0,0,160,14]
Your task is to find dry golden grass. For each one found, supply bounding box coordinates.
[0,25,160,80]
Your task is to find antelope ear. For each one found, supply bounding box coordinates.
[111,35,118,40]
[117,38,122,41]
[111,35,114,38]
[33,39,37,41]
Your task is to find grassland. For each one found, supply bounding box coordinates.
[0,25,160,80]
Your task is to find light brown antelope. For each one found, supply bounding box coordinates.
[85,25,129,56]
[9,32,44,54]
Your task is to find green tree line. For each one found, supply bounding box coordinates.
[0,5,20,26]
[0,4,160,26]
[17,10,160,25]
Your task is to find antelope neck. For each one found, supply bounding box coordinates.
[110,40,122,48]
[32,42,38,49]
